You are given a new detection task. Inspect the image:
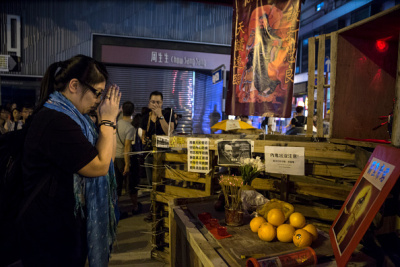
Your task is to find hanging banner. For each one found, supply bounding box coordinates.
[226,0,301,117]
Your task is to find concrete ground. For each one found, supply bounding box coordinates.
[109,187,169,267]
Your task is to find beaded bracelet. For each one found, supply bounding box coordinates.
[99,121,116,129]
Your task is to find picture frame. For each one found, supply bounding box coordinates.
[329,145,400,266]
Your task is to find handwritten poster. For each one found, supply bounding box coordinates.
[187,138,210,173]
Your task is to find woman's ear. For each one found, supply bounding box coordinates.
[67,78,80,94]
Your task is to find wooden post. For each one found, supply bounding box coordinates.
[169,202,177,266]
[317,35,325,138]
[280,174,289,201]
[205,151,215,195]
[392,32,400,147]
[151,145,165,250]
[306,37,316,137]
[328,32,338,139]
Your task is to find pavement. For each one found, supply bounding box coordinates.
[109,186,169,267]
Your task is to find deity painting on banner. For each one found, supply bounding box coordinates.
[226,0,301,117]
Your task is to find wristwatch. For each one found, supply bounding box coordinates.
[159,116,164,120]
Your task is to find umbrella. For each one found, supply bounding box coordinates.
[211,120,255,131]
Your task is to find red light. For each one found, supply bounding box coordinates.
[376,40,388,52]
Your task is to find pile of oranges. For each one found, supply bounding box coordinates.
[249,209,318,248]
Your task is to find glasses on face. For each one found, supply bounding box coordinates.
[80,81,103,99]
[149,100,162,105]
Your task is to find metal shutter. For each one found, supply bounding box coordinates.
[193,72,223,134]
[106,66,194,133]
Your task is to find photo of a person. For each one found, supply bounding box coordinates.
[218,140,251,166]
[332,178,379,254]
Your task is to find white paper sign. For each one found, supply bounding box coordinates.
[187,138,210,173]
[226,120,240,131]
[363,157,394,191]
[155,135,170,148]
[264,146,305,175]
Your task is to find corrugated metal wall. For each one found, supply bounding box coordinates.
[0,0,232,76]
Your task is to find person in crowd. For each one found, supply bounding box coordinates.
[5,107,22,132]
[323,110,330,135]
[115,101,142,216]
[20,55,120,266]
[174,113,182,131]
[267,116,277,134]
[20,104,34,126]
[130,113,144,214]
[140,91,175,186]
[261,117,268,133]
[209,104,221,133]
[115,101,135,197]
[286,106,306,135]
[11,103,17,111]
[0,106,10,134]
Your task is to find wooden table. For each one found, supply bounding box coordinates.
[169,196,375,267]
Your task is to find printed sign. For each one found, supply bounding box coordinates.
[363,157,394,191]
[187,138,210,173]
[155,136,170,148]
[264,146,304,175]
[330,145,400,267]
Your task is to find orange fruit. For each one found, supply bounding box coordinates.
[289,212,306,228]
[267,209,285,226]
[258,222,276,242]
[277,224,295,243]
[303,224,318,241]
[293,229,313,248]
[250,216,267,233]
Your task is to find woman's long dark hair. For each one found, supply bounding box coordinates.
[36,54,108,112]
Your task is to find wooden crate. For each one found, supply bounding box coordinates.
[149,134,371,263]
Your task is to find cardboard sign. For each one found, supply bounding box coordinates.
[264,146,305,175]
[330,145,400,267]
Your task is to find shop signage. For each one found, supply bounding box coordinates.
[264,146,305,176]
[330,145,400,267]
[101,45,230,71]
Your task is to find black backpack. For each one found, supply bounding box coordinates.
[132,128,143,152]
[0,119,49,266]
[0,127,27,223]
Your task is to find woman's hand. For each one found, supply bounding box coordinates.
[99,84,121,122]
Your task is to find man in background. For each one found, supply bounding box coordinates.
[115,101,142,216]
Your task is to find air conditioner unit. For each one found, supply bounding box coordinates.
[7,15,21,57]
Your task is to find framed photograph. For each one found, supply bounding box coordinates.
[329,145,400,267]
[217,140,252,166]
